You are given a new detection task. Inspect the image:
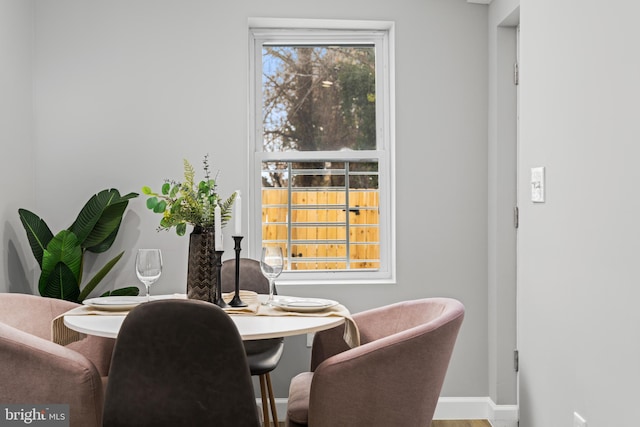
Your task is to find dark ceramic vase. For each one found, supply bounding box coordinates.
[186,227,217,302]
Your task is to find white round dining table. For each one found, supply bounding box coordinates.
[63,295,345,341]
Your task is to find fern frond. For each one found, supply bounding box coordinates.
[180,159,203,217]
[220,191,237,227]
[183,159,195,188]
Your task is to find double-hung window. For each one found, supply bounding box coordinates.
[249,19,395,284]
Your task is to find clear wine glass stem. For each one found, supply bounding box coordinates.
[145,284,151,302]
[267,278,275,304]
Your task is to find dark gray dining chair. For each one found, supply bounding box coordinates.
[102,299,260,427]
[221,258,284,427]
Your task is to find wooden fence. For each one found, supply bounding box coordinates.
[262,188,380,270]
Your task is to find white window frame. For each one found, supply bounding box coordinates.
[248,18,396,285]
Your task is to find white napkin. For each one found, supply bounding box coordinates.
[51,305,130,345]
[256,302,360,348]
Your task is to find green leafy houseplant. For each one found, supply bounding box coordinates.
[19,189,139,302]
[142,155,236,235]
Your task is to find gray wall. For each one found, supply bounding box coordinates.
[0,0,35,295]
[3,0,490,400]
[518,0,640,425]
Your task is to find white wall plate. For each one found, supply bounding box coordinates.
[531,167,545,203]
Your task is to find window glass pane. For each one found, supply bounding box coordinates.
[262,45,376,152]
[262,160,380,271]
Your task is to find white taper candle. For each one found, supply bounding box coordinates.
[234,191,242,236]
[214,204,222,250]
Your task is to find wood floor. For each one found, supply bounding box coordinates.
[276,420,491,427]
[431,421,492,427]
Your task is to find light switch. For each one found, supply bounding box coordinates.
[531,167,545,203]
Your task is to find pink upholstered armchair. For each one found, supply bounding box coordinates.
[0,293,115,427]
[286,298,465,427]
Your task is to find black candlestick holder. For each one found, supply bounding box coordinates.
[213,250,229,308]
[229,236,247,307]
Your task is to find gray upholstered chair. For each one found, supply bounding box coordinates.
[0,293,115,427]
[221,258,284,427]
[102,299,260,427]
[286,298,465,427]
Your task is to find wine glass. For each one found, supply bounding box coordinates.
[136,249,163,302]
[260,246,283,306]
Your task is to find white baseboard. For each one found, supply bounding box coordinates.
[256,398,289,423]
[434,397,518,427]
[260,396,518,427]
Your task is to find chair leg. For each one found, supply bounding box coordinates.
[265,373,279,426]
[259,374,270,427]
